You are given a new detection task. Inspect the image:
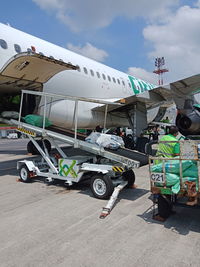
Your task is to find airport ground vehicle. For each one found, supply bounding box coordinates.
[11,90,148,213]
[149,139,200,219]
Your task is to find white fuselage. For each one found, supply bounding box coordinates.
[0,23,155,129]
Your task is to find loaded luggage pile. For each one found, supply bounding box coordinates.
[149,139,200,219]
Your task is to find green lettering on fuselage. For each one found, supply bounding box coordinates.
[128,75,156,95]
[128,76,140,94]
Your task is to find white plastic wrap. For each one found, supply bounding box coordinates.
[85,132,124,150]
[1,111,19,119]
[85,132,101,144]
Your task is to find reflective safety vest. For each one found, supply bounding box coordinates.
[155,134,179,163]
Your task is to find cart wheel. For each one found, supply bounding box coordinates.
[90,174,114,199]
[19,164,31,183]
[27,139,51,155]
[27,141,37,154]
[157,195,172,219]
[122,169,135,188]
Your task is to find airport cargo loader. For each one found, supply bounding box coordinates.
[11,90,147,206]
[149,139,200,219]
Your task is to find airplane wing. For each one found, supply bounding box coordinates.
[170,74,200,96]
[0,52,78,94]
[92,85,173,113]
[93,73,200,136]
[93,73,200,113]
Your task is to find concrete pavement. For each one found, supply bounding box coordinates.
[0,139,200,267]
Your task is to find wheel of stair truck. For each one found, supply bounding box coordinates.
[90,174,114,199]
[157,195,173,219]
[42,139,51,153]
[122,169,135,188]
[19,164,31,183]
[27,139,51,155]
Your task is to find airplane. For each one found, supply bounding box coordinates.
[0,21,200,140]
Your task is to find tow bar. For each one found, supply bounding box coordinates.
[99,180,128,219]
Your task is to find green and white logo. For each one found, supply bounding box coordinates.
[59,159,78,178]
[128,75,155,95]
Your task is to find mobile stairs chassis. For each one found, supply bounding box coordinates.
[149,138,200,220]
[12,90,141,218]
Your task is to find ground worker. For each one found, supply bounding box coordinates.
[155,125,180,164]
[153,125,180,221]
[161,116,170,123]
[148,126,159,141]
[161,116,170,134]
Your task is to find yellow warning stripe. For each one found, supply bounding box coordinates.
[17,127,36,137]
[112,166,124,172]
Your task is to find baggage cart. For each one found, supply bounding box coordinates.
[149,138,200,219]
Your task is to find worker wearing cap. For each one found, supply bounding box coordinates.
[155,126,180,164]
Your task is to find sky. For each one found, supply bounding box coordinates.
[0,0,199,85]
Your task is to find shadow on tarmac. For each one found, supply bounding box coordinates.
[5,167,149,207]
[0,156,39,176]
[0,139,151,211]
[138,197,200,235]
[78,180,149,205]
[0,150,26,155]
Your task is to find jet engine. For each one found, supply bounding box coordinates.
[176,106,200,136]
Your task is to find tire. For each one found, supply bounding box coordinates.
[27,139,51,155]
[27,140,38,154]
[43,139,51,153]
[90,174,114,199]
[123,169,135,188]
[157,195,172,219]
[19,164,31,183]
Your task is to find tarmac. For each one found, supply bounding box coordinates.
[0,138,200,267]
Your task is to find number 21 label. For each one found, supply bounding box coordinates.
[151,173,164,183]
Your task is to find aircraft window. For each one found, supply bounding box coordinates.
[122,80,125,86]
[14,44,21,53]
[107,75,111,82]
[0,39,8,49]
[39,52,44,56]
[90,69,94,76]
[128,82,131,88]
[83,67,88,74]
[112,77,116,83]
[77,65,81,72]
[102,74,106,80]
[96,72,100,78]
[117,79,120,84]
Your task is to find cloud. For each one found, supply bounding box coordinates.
[32,0,200,84]
[143,5,200,82]
[196,0,200,7]
[128,67,157,84]
[67,42,108,62]
[32,0,179,32]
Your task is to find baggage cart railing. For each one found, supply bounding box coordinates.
[149,140,200,194]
